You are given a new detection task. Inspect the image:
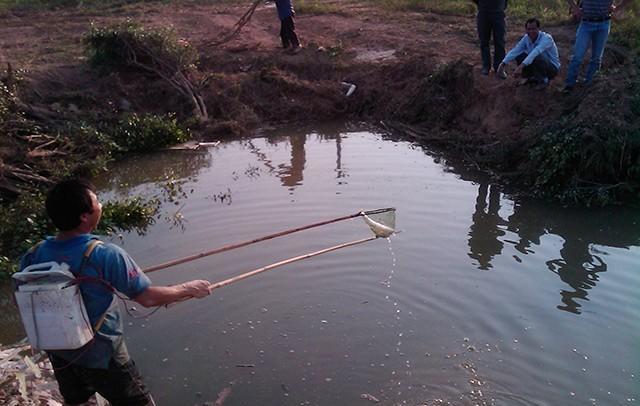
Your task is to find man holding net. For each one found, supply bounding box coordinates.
[20,179,212,405]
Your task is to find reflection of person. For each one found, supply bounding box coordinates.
[563,0,630,92]
[467,183,505,270]
[472,0,508,75]
[546,238,606,314]
[279,134,306,188]
[20,179,212,405]
[497,18,560,89]
[276,0,302,54]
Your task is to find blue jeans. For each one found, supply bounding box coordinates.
[565,20,611,86]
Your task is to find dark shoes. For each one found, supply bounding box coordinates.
[481,67,490,76]
[290,44,302,54]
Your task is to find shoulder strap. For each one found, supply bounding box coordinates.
[23,240,46,267]
[76,239,108,331]
[77,239,103,277]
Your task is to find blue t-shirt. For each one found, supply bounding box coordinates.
[275,0,294,21]
[20,234,151,369]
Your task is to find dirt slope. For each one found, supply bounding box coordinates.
[0,1,637,202]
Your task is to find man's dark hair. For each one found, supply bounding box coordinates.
[46,179,96,231]
[525,18,541,28]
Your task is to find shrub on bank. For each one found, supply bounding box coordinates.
[85,20,198,73]
[110,113,190,153]
[527,124,640,206]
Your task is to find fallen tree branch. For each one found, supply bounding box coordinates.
[204,0,262,48]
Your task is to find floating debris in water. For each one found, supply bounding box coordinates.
[360,393,381,403]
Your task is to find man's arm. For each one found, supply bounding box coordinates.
[134,280,212,307]
[522,34,554,66]
[566,0,581,18]
[500,36,528,66]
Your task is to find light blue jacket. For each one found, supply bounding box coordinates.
[502,31,561,69]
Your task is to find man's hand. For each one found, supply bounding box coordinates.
[496,62,508,79]
[181,280,212,299]
[570,4,582,19]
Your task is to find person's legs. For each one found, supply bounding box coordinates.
[49,354,95,405]
[89,359,154,406]
[477,13,492,73]
[280,19,290,49]
[584,20,611,83]
[492,13,506,71]
[523,55,552,81]
[565,22,593,87]
[283,15,300,48]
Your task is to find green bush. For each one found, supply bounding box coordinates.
[85,20,198,73]
[110,113,190,152]
[98,196,159,235]
[528,125,640,205]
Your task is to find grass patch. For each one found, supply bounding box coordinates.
[363,0,569,22]
[296,0,341,15]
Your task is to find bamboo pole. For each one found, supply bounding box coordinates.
[144,208,392,274]
[208,235,378,291]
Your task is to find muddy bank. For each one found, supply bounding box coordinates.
[0,2,640,204]
[2,1,638,207]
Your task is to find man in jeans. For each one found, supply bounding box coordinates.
[497,18,561,90]
[563,0,630,92]
[472,0,508,76]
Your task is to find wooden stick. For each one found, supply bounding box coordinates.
[209,235,378,291]
[144,210,391,274]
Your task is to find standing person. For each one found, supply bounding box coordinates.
[19,179,213,405]
[472,0,508,75]
[497,18,561,89]
[276,0,302,54]
[563,0,630,92]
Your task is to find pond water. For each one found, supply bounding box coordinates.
[5,122,640,405]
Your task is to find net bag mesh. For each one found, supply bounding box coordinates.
[362,208,396,238]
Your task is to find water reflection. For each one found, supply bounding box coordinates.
[467,183,640,314]
[259,126,348,191]
[98,149,211,196]
[467,183,506,270]
[277,134,306,189]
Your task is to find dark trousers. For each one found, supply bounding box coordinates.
[280,16,300,48]
[49,354,154,406]
[515,53,559,81]
[477,12,506,71]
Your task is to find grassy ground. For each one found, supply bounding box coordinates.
[0,0,569,22]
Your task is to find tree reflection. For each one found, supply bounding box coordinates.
[97,149,211,196]
[467,183,640,314]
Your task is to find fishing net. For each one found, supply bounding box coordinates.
[362,208,396,238]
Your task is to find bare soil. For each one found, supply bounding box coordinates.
[0,1,637,193]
